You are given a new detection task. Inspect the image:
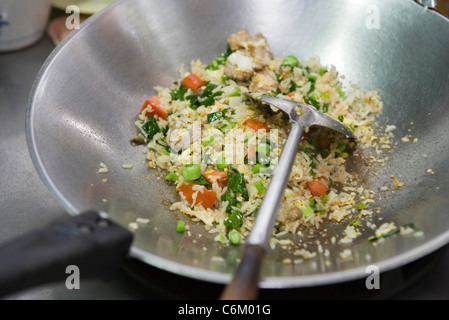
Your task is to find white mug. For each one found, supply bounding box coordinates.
[0,0,51,52]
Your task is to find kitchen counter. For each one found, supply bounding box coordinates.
[1,32,449,300]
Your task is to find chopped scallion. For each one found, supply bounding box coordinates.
[216,156,227,170]
[254,180,266,195]
[357,202,367,210]
[319,68,328,76]
[256,144,270,156]
[282,55,299,68]
[182,163,201,181]
[176,220,186,232]
[307,73,318,82]
[141,118,160,140]
[350,219,362,227]
[165,172,179,182]
[302,206,315,218]
[349,124,355,132]
[202,135,215,146]
[229,231,241,245]
[224,210,243,230]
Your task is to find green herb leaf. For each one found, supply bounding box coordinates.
[194,175,212,186]
[224,210,243,231]
[205,46,232,70]
[368,223,419,242]
[207,108,229,123]
[227,169,249,201]
[187,82,223,109]
[169,84,188,101]
[142,118,160,140]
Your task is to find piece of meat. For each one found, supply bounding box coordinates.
[284,207,303,222]
[225,29,277,87]
[248,33,274,70]
[227,29,252,51]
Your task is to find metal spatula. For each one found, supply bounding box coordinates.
[221,94,355,300]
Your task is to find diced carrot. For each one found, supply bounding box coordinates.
[141,96,168,120]
[204,170,228,182]
[287,92,296,99]
[204,170,228,188]
[246,119,270,132]
[181,73,204,91]
[307,176,328,196]
[178,185,217,209]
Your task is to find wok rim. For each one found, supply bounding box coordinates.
[26,0,449,289]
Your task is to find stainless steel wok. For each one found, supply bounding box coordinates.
[19,0,449,293]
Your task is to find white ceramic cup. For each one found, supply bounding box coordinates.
[0,0,51,52]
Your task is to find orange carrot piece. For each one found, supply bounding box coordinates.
[181,73,204,91]
[141,96,168,120]
[204,170,228,182]
[246,119,270,132]
[204,170,228,188]
[307,176,328,196]
[178,185,217,209]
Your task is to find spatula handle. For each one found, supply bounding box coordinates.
[0,211,133,297]
[221,121,304,299]
[246,121,304,248]
[220,244,265,300]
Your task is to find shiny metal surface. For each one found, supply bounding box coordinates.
[0,36,154,299]
[27,0,449,288]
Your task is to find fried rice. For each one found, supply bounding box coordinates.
[134,29,386,247]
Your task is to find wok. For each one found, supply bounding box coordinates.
[5,0,449,296]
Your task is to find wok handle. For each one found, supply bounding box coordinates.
[220,245,265,300]
[0,211,133,297]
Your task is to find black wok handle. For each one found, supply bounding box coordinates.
[220,244,265,300]
[0,211,133,297]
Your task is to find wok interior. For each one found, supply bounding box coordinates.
[28,0,449,287]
